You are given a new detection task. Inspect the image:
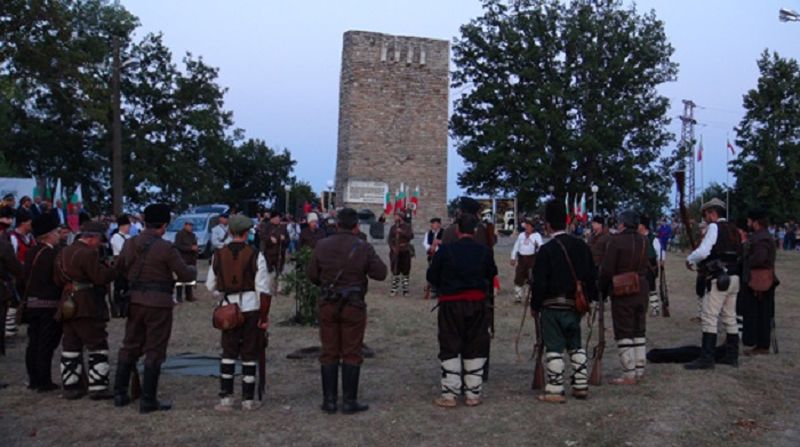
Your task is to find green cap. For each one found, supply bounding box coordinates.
[228,214,253,235]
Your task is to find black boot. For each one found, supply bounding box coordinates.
[114,361,134,407]
[341,363,368,414]
[685,333,717,370]
[718,333,739,367]
[139,366,172,414]
[321,363,338,414]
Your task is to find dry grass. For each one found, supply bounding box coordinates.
[1,239,799,446]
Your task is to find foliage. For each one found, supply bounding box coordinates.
[451,0,679,215]
[731,51,800,223]
[281,246,320,325]
[273,180,318,217]
[0,0,299,214]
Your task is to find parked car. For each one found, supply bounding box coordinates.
[190,204,230,215]
[163,212,220,259]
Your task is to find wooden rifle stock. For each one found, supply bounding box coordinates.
[531,311,545,390]
[660,264,671,317]
[588,299,605,386]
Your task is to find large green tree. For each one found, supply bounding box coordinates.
[731,51,800,223]
[451,0,678,215]
[1,0,302,214]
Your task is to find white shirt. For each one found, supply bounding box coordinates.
[110,231,130,256]
[206,250,271,312]
[651,236,664,262]
[211,224,231,250]
[422,228,443,253]
[511,231,543,259]
[687,220,722,265]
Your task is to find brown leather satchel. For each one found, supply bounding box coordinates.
[748,268,774,293]
[612,237,646,298]
[213,298,245,331]
[554,239,590,315]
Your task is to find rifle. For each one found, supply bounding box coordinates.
[258,293,271,400]
[588,299,605,386]
[771,317,779,354]
[659,264,670,317]
[531,310,545,390]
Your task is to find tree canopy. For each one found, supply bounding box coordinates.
[731,51,800,223]
[0,0,301,214]
[451,0,679,217]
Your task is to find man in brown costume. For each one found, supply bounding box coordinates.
[387,209,414,297]
[173,220,198,302]
[54,221,117,400]
[308,208,387,414]
[113,204,196,413]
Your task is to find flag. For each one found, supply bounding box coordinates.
[54,178,63,206]
[44,178,52,200]
[565,193,571,225]
[31,176,39,198]
[573,195,579,222]
[410,186,420,215]
[394,188,404,211]
[384,189,393,215]
[727,139,736,155]
[70,184,83,204]
[697,137,704,162]
[303,201,312,215]
[580,193,587,222]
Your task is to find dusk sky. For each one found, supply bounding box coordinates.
[123,0,800,200]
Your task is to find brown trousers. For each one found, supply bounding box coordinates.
[611,292,647,340]
[117,304,173,369]
[221,311,261,362]
[62,318,108,352]
[390,250,411,276]
[513,254,536,287]
[319,300,366,366]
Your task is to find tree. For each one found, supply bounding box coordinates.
[222,139,296,209]
[451,0,678,214]
[731,51,800,223]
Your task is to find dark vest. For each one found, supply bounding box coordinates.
[214,243,257,294]
[707,221,742,271]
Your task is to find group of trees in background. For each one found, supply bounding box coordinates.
[1,0,299,214]
[453,0,800,223]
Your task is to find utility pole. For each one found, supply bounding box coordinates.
[111,36,123,215]
[679,100,697,206]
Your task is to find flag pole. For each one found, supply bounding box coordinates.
[700,135,704,203]
[726,133,730,212]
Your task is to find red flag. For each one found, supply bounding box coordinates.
[303,201,312,215]
[727,139,736,155]
[697,140,703,162]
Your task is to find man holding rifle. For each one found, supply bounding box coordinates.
[531,200,597,403]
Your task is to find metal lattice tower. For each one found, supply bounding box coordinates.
[679,99,697,204]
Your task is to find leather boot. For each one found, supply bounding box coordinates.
[321,363,339,414]
[341,363,368,414]
[114,361,134,407]
[685,333,716,370]
[139,366,172,414]
[718,333,739,367]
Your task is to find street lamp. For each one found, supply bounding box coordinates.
[780,8,800,22]
[284,184,291,215]
[326,180,334,211]
[591,184,599,218]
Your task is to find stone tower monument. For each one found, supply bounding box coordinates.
[334,31,449,231]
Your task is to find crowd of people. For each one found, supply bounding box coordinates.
[0,192,782,416]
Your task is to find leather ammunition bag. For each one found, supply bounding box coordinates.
[612,237,646,298]
[213,297,245,331]
[554,239,589,315]
[748,269,774,293]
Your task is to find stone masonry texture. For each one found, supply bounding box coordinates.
[335,30,449,232]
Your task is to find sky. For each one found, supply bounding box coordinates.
[122,0,800,200]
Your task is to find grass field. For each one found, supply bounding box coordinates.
[1,237,798,446]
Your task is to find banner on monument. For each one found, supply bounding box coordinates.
[345,180,388,204]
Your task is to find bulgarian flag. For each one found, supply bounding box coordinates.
[565,193,571,225]
[727,139,736,155]
[70,184,83,205]
[697,136,704,162]
[579,193,587,222]
[54,178,63,206]
[395,184,406,211]
[573,195,579,222]
[410,186,420,215]
[32,176,39,199]
[384,189,393,215]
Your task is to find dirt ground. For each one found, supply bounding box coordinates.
[1,236,799,446]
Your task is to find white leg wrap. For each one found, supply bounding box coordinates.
[514,286,523,301]
[463,357,487,399]
[617,339,636,379]
[60,351,83,386]
[87,350,110,391]
[633,338,646,378]
[440,357,462,399]
[649,292,661,316]
[569,349,588,391]
[544,352,565,395]
[5,308,17,335]
[242,361,256,384]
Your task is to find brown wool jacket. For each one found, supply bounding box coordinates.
[260,222,289,268]
[299,226,325,250]
[598,230,650,298]
[0,237,23,301]
[24,243,62,302]
[387,222,414,252]
[308,231,387,294]
[116,229,196,308]
[174,228,198,266]
[54,240,117,319]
